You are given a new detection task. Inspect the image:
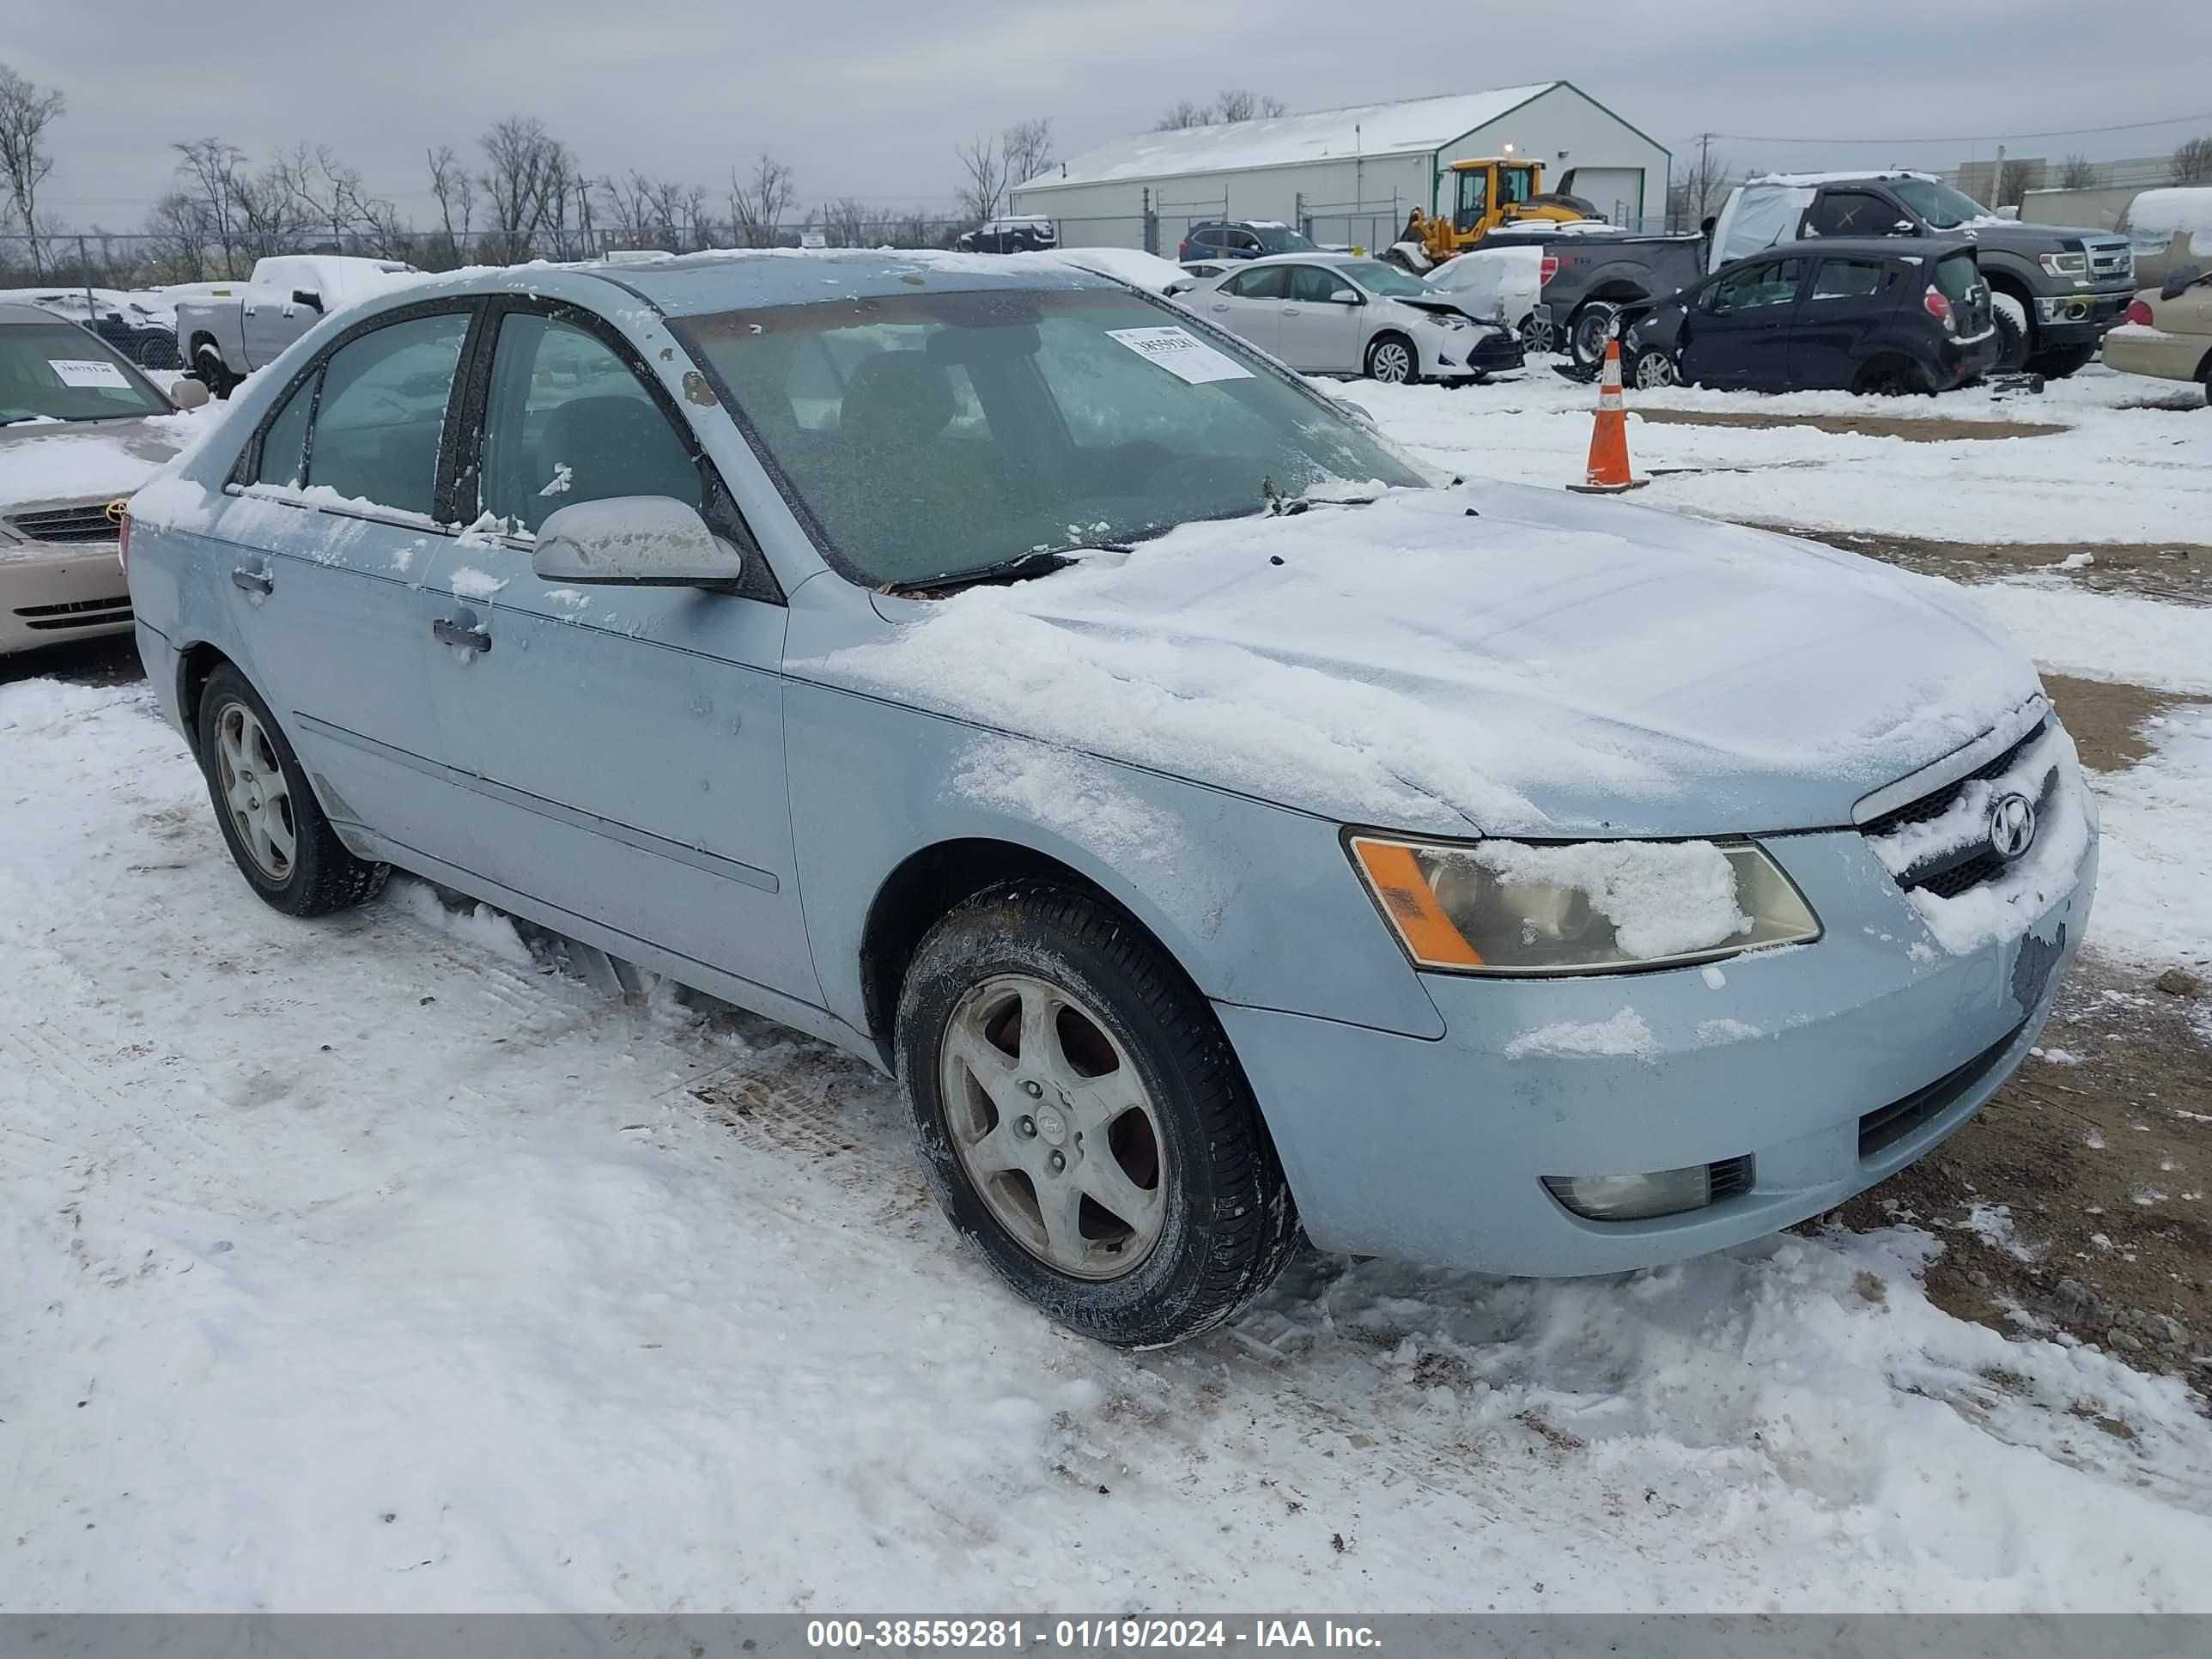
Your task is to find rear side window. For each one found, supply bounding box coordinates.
[479,313,702,536]
[1285,266,1346,304]
[256,372,318,488]
[307,312,470,516]
[1807,191,1893,238]
[1934,254,1982,302]
[1810,260,1886,302]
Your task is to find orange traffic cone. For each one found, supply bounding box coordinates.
[1568,337,1647,494]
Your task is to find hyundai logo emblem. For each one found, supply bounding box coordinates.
[1988,792,2037,861]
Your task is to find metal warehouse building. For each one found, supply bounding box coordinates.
[1009,82,1670,255]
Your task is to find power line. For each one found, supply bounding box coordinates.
[1687,109,2212,147]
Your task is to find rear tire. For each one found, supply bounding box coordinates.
[192,343,235,399]
[2026,343,2096,380]
[1852,356,1930,397]
[1568,301,1622,369]
[1364,333,1417,385]
[195,664,388,917]
[1990,292,2031,373]
[896,880,1301,1347]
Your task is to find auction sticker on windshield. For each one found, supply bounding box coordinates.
[50,359,131,389]
[1106,326,1253,386]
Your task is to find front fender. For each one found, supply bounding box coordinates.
[781,677,1447,1043]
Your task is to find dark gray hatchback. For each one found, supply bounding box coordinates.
[1623,238,1997,395]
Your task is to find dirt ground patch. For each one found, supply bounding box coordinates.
[1637,406,2067,441]
[2042,673,2211,771]
[1823,951,2212,1395]
[1778,527,2212,606]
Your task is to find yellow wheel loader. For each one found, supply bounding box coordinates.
[1401,157,1601,264]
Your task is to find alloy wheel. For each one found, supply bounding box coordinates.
[215,702,296,882]
[939,972,1167,1280]
[1634,350,1679,390]
[1368,340,1413,384]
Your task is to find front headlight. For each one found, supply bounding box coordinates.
[1347,835,1821,975]
[2038,251,2088,277]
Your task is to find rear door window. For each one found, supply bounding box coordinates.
[1285,266,1346,304]
[1224,265,1290,301]
[306,311,471,516]
[255,372,319,488]
[1810,260,1887,303]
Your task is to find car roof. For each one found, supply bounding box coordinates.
[586,247,1122,317]
[1237,251,1372,268]
[0,301,73,325]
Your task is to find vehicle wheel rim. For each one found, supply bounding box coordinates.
[1636,353,1675,389]
[1371,343,1412,383]
[939,972,1168,1281]
[216,703,295,882]
[1575,311,1613,362]
[1521,316,1553,354]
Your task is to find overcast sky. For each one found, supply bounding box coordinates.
[13,0,2212,230]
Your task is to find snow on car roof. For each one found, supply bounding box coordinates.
[1016,84,1559,191]
[2123,186,2212,238]
[1745,170,1937,188]
[605,247,1121,316]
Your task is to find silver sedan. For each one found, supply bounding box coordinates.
[1189,252,1524,383]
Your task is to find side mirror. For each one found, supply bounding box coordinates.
[168,377,210,410]
[2161,266,2203,301]
[1996,205,2021,221]
[533,496,745,591]
[1890,220,1918,236]
[290,289,324,313]
[1328,287,1362,305]
[1330,394,1381,431]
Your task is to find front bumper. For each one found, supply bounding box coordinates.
[2032,288,2132,345]
[1220,826,2095,1274]
[1,542,133,655]
[1427,327,1524,380]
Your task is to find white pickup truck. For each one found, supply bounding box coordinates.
[173,254,415,395]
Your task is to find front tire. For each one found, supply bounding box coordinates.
[196,664,388,916]
[896,881,1301,1347]
[2026,343,2096,380]
[1630,346,1680,389]
[1519,312,1555,354]
[1364,333,1417,385]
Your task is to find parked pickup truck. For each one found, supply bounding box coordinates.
[174,255,414,395]
[1486,224,1707,362]
[1711,172,2132,377]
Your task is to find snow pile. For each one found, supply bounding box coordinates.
[2085,705,2212,972]
[821,483,2041,837]
[384,877,537,967]
[1465,838,1748,959]
[1425,244,1543,323]
[1863,720,2096,956]
[1967,581,2212,698]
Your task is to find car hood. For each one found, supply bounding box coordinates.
[826,482,2042,838]
[1957,222,2123,258]
[0,416,190,515]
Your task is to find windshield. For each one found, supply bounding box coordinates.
[0,322,167,423]
[1255,225,1316,254]
[1340,260,1431,297]
[1890,178,1996,230]
[674,287,1426,588]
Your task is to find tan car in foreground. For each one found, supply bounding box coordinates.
[0,303,204,656]
[2102,266,2212,405]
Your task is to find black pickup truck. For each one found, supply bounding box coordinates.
[1460,225,1709,363]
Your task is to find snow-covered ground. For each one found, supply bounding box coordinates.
[5,361,2211,1615]
[1338,363,2210,545]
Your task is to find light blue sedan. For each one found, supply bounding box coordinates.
[123,252,2094,1346]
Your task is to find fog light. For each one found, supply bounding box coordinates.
[1544,1157,1751,1222]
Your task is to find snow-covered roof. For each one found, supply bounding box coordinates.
[1745,170,1936,188]
[1020,84,1562,191]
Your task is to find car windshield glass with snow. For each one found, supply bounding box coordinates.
[0,323,167,423]
[1890,178,1996,230]
[1337,260,1431,297]
[676,287,1424,587]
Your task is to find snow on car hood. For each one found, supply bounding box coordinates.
[0,416,193,514]
[817,481,2043,837]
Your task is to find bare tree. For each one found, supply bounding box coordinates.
[1212,89,1286,124]
[1156,99,1212,132]
[1001,118,1057,191]
[955,134,1010,224]
[2172,136,2212,185]
[2057,154,2101,191]
[0,63,65,275]
[477,116,578,262]
[272,143,395,252]
[171,138,252,276]
[427,144,476,265]
[728,149,796,247]
[1667,140,1734,232]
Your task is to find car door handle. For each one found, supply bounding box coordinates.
[1211,303,1229,313]
[230,566,272,596]
[431,617,492,654]
[1281,306,1302,315]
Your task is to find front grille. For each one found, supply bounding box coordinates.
[2085,239,2132,282]
[8,503,121,544]
[14,594,131,630]
[1858,1021,2025,1159]
[1861,717,2047,842]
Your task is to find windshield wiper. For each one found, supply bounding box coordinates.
[881,545,1124,598]
[1263,476,1383,517]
